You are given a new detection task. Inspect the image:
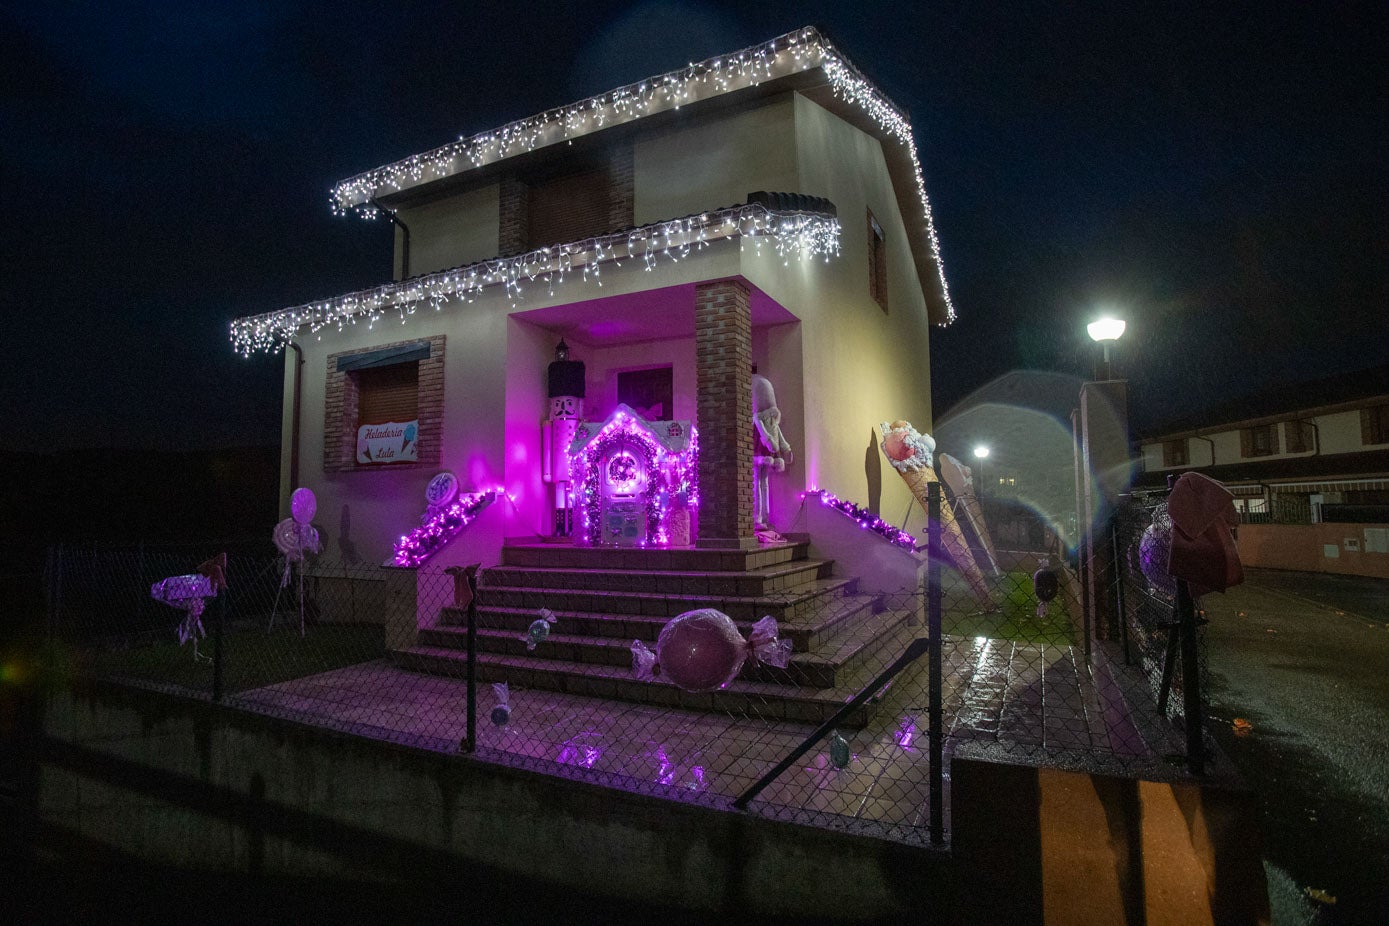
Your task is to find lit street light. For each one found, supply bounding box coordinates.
[1087,316,1126,378]
[973,445,989,499]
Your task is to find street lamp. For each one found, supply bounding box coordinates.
[973,445,989,499]
[1087,316,1126,378]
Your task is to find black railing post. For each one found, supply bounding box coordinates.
[212,592,225,702]
[1111,519,1131,665]
[465,569,479,753]
[927,480,945,846]
[1175,579,1204,774]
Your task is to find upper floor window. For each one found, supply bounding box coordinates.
[1362,404,1389,446]
[1284,419,1315,454]
[527,166,616,249]
[1241,424,1278,458]
[1163,439,1188,467]
[867,210,887,312]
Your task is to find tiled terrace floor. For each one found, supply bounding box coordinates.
[232,635,1188,844]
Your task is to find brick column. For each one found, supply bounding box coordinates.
[498,175,529,257]
[695,279,755,548]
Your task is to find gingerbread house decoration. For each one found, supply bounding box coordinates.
[569,405,699,547]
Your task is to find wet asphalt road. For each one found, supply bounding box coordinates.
[1201,568,1389,925]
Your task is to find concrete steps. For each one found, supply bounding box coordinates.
[394,540,911,724]
[418,604,911,689]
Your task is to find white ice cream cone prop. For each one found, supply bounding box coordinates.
[880,421,996,610]
[939,453,1002,577]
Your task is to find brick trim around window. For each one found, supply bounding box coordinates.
[324,335,445,473]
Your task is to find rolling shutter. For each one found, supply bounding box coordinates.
[357,363,418,425]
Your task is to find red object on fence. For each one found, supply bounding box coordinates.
[1167,472,1245,596]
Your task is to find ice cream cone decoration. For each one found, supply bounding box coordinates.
[938,453,1002,577]
[880,420,996,610]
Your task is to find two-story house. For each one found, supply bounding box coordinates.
[1134,364,1389,577]
[231,27,955,570]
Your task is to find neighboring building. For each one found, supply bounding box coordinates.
[1134,364,1389,577]
[231,27,955,568]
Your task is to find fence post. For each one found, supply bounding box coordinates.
[212,592,225,702]
[1175,579,1204,774]
[1110,519,1131,665]
[465,569,479,753]
[927,480,945,846]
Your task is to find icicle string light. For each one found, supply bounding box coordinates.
[805,489,917,551]
[327,26,953,324]
[231,203,838,355]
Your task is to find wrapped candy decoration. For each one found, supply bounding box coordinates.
[522,608,557,650]
[490,683,512,727]
[1139,505,1178,598]
[631,610,792,692]
[828,730,851,770]
[150,553,227,661]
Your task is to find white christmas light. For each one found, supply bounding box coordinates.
[326,26,955,324]
[230,203,839,355]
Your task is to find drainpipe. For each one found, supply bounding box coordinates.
[287,340,304,494]
[372,198,411,280]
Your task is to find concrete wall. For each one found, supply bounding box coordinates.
[1238,522,1389,578]
[392,183,500,279]
[25,684,1267,924]
[633,96,799,225]
[31,684,950,919]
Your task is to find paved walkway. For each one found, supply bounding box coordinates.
[1200,568,1389,924]
[233,632,1184,843]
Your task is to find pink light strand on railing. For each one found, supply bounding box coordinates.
[804,489,916,551]
[392,490,497,567]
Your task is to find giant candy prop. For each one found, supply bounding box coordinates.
[632,610,791,692]
[938,452,1001,577]
[1166,472,1244,597]
[879,420,995,610]
[270,487,322,635]
[150,552,227,663]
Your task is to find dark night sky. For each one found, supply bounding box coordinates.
[4,0,1386,451]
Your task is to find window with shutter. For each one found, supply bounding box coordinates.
[356,362,419,425]
[867,210,887,312]
[527,167,615,249]
[1162,439,1188,467]
[1241,424,1277,457]
[1284,419,1314,453]
[1363,404,1389,445]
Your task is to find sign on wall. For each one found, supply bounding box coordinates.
[357,420,418,464]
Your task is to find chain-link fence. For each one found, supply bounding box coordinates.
[44,486,1208,848]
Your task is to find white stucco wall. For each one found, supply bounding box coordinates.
[393,183,501,279]
[633,97,799,225]
[736,93,934,534]
[1140,407,1381,474]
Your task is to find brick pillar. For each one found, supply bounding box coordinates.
[695,279,755,548]
[499,175,529,257]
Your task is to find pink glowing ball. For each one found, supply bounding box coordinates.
[655,609,747,692]
[883,431,914,462]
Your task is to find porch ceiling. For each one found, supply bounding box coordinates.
[510,281,798,347]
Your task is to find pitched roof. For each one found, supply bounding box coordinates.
[1140,362,1389,439]
[326,26,955,325]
